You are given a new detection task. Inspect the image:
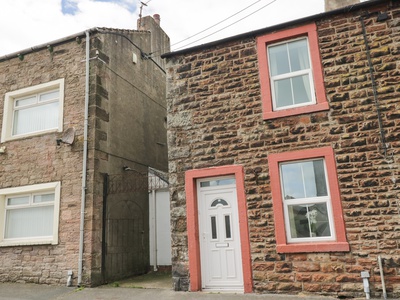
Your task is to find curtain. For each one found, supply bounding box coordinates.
[13,102,59,136]
[313,159,328,197]
[288,39,312,105]
[5,206,54,239]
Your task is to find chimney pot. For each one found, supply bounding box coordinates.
[325,0,360,11]
[153,14,160,25]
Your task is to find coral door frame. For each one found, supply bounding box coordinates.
[185,165,253,293]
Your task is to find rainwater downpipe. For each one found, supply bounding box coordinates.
[378,255,388,299]
[360,16,388,157]
[77,30,90,287]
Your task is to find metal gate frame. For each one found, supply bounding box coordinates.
[101,169,168,282]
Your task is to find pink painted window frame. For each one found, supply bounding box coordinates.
[268,147,349,253]
[185,165,253,293]
[257,23,329,120]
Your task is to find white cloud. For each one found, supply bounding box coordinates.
[145,0,325,50]
[0,0,64,55]
[1,0,352,57]
[0,0,139,56]
[73,0,135,28]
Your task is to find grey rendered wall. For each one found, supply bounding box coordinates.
[88,20,170,284]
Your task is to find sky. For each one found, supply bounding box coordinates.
[0,0,367,57]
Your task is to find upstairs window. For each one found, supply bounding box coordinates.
[1,79,64,142]
[268,38,315,110]
[257,23,329,120]
[13,89,60,136]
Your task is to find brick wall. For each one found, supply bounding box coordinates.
[166,1,400,297]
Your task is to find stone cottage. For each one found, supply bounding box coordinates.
[0,15,170,286]
[163,0,400,298]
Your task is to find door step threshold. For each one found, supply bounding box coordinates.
[201,289,244,294]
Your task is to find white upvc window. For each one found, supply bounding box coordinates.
[267,37,315,110]
[0,182,60,246]
[280,158,335,243]
[1,79,64,142]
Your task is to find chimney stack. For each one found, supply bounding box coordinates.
[325,0,360,11]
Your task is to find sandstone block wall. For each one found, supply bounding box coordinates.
[0,21,169,287]
[166,1,400,297]
[0,40,86,285]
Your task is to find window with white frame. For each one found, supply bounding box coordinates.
[280,158,335,243]
[268,147,349,253]
[0,182,60,246]
[268,37,315,110]
[257,23,329,120]
[1,79,64,142]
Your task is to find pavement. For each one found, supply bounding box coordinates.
[0,283,341,300]
[0,272,369,300]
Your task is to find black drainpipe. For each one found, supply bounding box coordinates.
[359,13,389,157]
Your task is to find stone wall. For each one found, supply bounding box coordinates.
[0,40,86,284]
[166,1,400,297]
[0,20,170,286]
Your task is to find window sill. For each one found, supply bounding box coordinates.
[277,241,350,253]
[0,239,57,247]
[1,128,60,143]
[263,101,329,120]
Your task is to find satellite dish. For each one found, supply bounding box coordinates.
[56,128,75,146]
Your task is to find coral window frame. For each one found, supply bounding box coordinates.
[257,23,329,120]
[268,147,349,253]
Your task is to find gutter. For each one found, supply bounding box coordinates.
[77,29,90,287]
[161,0,387,58]
[0,26,143,63]
[0,30,93,63]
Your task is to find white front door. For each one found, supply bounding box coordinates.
[197,176,244,291]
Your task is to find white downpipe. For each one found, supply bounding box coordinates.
[378,255,387,299]
[152,189,158,272]
[77,30,90,286]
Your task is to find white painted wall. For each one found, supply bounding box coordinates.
[149,188,171,267]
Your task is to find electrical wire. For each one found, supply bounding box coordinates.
[101,62,167,110]
[171,0,263,47]
[173,0,278,51]
[147,0,277,58]
[97,29,166,73]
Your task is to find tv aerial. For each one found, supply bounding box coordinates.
[138,0,151,28]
